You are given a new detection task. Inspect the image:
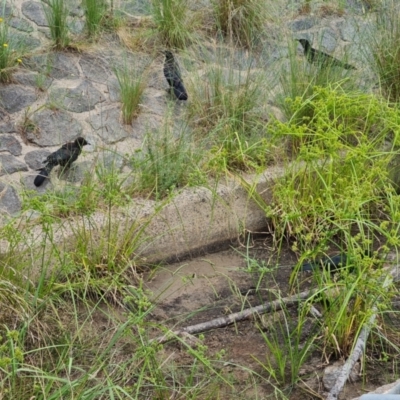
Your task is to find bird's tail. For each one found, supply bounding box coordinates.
[34,168,49,187]
[173,81,188,100]
[300,262,317,272]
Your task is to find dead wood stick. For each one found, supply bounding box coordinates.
[326,267,397,400]
[153,289,313,345]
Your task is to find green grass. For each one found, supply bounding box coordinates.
[113,57,147,124]
[366,2,400,102]
[212,0,266,48]
[0,17,24,82]
[151,0,191,48]
[42,0,70,49]
[83,0,107,37]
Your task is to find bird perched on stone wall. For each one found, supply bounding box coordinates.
[163,50,188,100]
[34,137,89,187]
[297,39,356,70]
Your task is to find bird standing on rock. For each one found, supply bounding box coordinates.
[297,39,356,70]
[163,50,188,101]
[34,137,89,187]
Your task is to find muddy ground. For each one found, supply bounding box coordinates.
[144,237,397,399]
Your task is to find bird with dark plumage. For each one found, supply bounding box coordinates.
[34,137,89,187]
[163,50,188,100]
[301,253,348,273]
[297,39,356,70]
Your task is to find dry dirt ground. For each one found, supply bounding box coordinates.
[144,237,397,399]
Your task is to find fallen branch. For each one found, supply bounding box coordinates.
[153,289,313,344]
[326,267,398,400]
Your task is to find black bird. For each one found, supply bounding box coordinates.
[34,137,89,187]
[297,39,356,70]
[163,50,188,100]
[301,253,348,273]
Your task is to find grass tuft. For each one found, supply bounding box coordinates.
[42,0,70,49]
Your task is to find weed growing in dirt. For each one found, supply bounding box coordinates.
[43,0,70,49]
[0,17,24,82]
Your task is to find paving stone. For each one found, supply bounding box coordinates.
[25,52,80,80]
[29,109,82,146]
[0,154,28,176]
[0,85,36,113]
[10,28,42,49]
[288,16,318,32]
[0,2,13,18]
[21,173,53,192]
[68,18,85,34]
[0,109,15,133]
[0,182,21,215]
[79,55,111,83]
[88,107,131,144]
[9,17,34,32]
[320,28,338,52]
[96,150,126,172]
[0,134,22,156]
[14,71,53,90]
[21,0,48,26]
[50,81,105,113]
[24,149,52,170]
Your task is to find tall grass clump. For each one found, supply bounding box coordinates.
[277,40,356,124]
[151,0,191,48]
[42,0,70,49]
[366,2,400,102]
[212,0,266,47]
[131,124,203,199]
[0,17,23,82]
[83,0,107,37]
[187,57,271,171]
[113,58,147,124]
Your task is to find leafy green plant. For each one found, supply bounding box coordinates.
[42,0,70,49]
[113,58,147,124]
[151,0,191,48]
[212,0,266,47]
[0,17,23,82]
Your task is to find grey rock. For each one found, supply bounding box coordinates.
[50,81,105,113]
[97,150,125,173]
[29,109,82,146]
[0,134,22,156]
[68,18,85,34]
[79,55,110,83]
[338,18,358,42]
[0,85,36,113]
[0,154,28,176]
[320,28,337,53]
[14,71,53,90]
[9,28,42,49]
[0,182,21,215]
[288,17,318,32]
[25,52,80,80]
[0,2,13,18]
[0,109,15,133]
[24,149,52,169]
[131,112,162,140]
[9,17,34,32]
[21,1,48,26]
[107,77,120,102]
[88,107,130,144]
[61,161,91,183]
[21,173,53,192]
[119,0,152,16]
